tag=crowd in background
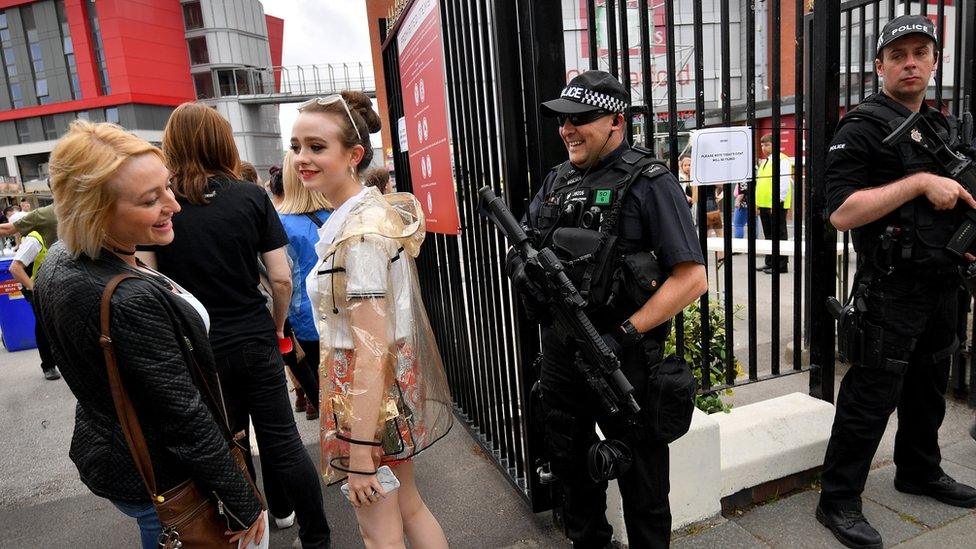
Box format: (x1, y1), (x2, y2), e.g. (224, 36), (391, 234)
(15, 90), (445, 549)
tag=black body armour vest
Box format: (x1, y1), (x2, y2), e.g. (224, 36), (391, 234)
(840, 96), (964, 273)
(535, 146), (668, 321)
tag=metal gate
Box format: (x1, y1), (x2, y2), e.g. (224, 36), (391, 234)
(380, 0), (976, 511)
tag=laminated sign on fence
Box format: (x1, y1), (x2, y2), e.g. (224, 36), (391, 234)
(691, 126), (754, 186)
(397, 0), (459, 235)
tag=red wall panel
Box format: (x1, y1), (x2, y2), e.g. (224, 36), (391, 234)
(0, 0), (193, 120)
(265, 14), (283, 92)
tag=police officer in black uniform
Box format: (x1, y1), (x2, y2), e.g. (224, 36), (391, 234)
(510, 71), (706, 548)
(818, 15), (976, 549)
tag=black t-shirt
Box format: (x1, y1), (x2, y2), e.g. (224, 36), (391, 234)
(145, 176), (289, 357)
(825, 92), (955, 255)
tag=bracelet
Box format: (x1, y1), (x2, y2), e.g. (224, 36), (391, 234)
(329, 457), (378, 476)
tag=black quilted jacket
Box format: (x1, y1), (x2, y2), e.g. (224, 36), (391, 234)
(34, 243), (262, 529)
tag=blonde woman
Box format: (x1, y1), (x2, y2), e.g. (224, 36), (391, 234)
(276, 150), (332, 414)
(34, 120), (264, 548)
(291, 91), (453, 548)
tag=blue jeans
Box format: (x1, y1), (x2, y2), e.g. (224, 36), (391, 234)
(732, 206), (756, 238)
(111, 500), (161, 549)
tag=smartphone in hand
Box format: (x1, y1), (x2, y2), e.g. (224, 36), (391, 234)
(340, 465), (401, 498)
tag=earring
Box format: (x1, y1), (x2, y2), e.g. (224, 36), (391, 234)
(349, 166), (357, 181)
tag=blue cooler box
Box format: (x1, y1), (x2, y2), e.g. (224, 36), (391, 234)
(0, 258), (37, 351)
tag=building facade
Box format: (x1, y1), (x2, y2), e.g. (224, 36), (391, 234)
(0, 0), (283, 186)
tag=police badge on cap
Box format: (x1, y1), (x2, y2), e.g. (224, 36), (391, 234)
(876, 14), (938, 58)
(540, 70), (630, 116)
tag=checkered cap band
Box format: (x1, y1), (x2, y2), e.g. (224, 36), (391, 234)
(560, 86), (628, 112)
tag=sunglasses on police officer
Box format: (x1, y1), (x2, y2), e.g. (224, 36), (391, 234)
(556, 110), (614, 127)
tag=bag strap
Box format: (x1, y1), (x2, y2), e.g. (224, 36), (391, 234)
(99, 273), (241, 501)
(304, 211), (324, 227)
(99, 273), (160, 499)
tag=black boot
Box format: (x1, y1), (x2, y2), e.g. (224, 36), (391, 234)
(815, 500), (882, 549)
(43, 367), (61, 381)
(894, 473), (976, 508)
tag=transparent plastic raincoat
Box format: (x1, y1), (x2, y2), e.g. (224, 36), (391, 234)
(309, 186), (453, 484)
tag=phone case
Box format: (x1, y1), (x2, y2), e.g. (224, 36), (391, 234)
(340, 465), (401, 497)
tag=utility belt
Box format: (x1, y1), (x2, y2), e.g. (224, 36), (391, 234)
(827, 276), (959, 374)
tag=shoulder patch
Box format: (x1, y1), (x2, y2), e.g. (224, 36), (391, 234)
(643, 164), (667, 178)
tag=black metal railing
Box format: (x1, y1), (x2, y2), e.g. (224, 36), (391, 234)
(379, 0), (976, 512)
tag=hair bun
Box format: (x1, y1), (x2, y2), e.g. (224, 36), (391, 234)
(341, 90), (382, 134)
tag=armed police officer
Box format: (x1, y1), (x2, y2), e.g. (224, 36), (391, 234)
(818, 15), (976, 549)
(508, 70), (706, 548)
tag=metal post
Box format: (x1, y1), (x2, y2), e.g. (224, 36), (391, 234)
(808, 1), (841, 402)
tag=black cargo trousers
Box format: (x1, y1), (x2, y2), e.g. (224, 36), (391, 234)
(539, 326), (671, 549)
(820, 271), (960, 505)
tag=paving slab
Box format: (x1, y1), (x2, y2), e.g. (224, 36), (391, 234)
(734, 489), (923, 548)
(672, 520), (765, 549)
(941, 439), (976, 472)
(863, 461), (976, 529)
(892, 512), (976, 548)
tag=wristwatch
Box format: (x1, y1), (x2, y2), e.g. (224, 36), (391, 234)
(619, 319), (642, 346)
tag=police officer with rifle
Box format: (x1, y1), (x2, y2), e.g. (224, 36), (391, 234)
(499, 70), (706, 549)
(820, 15), (976, 549)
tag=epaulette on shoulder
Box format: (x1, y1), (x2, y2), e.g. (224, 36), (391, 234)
(640, 160), (670, 181)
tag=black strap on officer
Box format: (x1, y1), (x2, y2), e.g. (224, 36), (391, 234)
(578, 148), (666, 296)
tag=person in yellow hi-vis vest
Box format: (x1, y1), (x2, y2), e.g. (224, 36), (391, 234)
(756, 133), (793, 274)
(9, 230), (60, 380)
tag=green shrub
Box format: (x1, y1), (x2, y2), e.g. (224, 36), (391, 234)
(665, 300), (742, 414)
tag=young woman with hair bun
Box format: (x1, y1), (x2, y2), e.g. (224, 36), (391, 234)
(291, 91), (453, 548)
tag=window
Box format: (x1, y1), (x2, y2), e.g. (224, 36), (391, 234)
(29, 43), (43, 72)
(217, 69), (235, 96)
(183, 2), (204, 30)
(105, 107), (118, 124)
(0, 12), (9, 43)
(15, 119), (30, 144)
(3, 47), (15, 77)
(10, 82), (22, 108)
(56, 0), (79, 98)
(86, 0), (109, 94)
(41, 116), (58, 140)
(192, 72), (214, 99)
(35, 78), (48, 105)
(76, 111), (89, 120)
(187, 36), (209, 65)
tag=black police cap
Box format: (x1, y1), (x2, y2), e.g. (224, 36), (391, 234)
(876, 15), (938, 58)
(540, 70), (630, 117)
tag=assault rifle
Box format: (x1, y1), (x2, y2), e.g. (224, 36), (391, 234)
(478, 186), (640, 416)
(883, 108), (976, 257)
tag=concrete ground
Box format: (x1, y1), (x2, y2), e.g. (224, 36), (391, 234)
(4, 241), (976, 549)
(0, 345), (564, 548)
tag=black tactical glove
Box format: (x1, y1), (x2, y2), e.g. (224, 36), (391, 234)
(601, 331), (624, 358)
(505, 248), (550, 323)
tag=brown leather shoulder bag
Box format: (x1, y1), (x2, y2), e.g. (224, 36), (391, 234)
(99, 273), (264, 548)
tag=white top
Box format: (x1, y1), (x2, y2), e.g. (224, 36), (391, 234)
(9, 211), (27, 223)
(12, 235), (41, 265)
(306, 187), (413, 348)
(140, 264), (211, 333)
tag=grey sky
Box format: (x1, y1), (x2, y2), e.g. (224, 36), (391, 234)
(262, 1), (375, 151)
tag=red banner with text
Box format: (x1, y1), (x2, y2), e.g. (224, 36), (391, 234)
(397, 0), (459, 235)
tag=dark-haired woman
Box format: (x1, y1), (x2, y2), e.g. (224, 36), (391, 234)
(139, 102), (330, 548)
(292, 91), (453, 548)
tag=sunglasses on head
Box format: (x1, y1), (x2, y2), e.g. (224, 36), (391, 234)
(298, 95), (361, 136)
(556, 110), (613, 127)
